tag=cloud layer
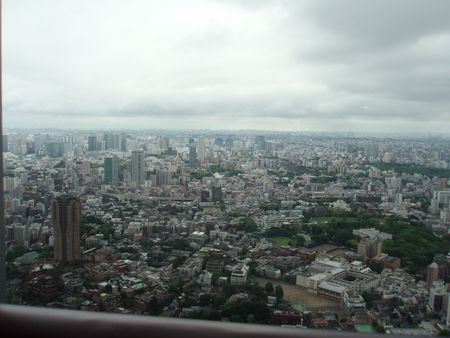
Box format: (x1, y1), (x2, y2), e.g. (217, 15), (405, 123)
(4, 0), (450, 132)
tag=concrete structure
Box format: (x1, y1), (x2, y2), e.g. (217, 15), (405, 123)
(373, 253), (401, 270)
(352, 228), (392, 241)
(131, 150), (145, 186)
(211, 185), (222, 202)
(357, 238), (382, 259)
(317, 281), (346, 301)
(52, 195), (81, 263)
(230, 265), (249, 286)
(197, 136), (205, 163)
(188, 140), (197, 167)
(328, 270), (380, 294)
(296, 259), (345, 292)
(428, 280), (448, 314)
(343, 290), (366, 310)
(88, 136), (97, 151)
(104, 156), (119, 186)
(427, 262), (439, 289)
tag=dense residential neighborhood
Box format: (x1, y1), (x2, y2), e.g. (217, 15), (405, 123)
(3, 130), (450, 335)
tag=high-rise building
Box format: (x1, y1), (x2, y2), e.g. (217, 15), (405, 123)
(200, 190), (210, 202)
(215, 137), (223, 147)
(104, 156), (120, 186)
(212, 185), (222, 202)
(160, 137), (170, 150)
(433, 254), (449, 281)
(383, 152), (394, 163)
(151, 170), (171, 187)
(2, 134), (8, 152)
(52, 195), (81, 263)
(255, 135), (266, 151)
(120, 135), (127, 152)
(427, 262), (439, 289)
(447, 293), (450, 326)
(44, 141), (64, 157)
(12, 225), (29, 246)
(428, 280), (448, 313)
(189, 145), (198, 167)
(104, 133), (114, 150)
(131, 150), (145, 186)
(26, 142), (35, 155)
(113, 133), (121, 150)
(255, 135), (265, 144)
(366, 144), (379, 159)
(197, 136), (206, 163)
(88, 136), (98, 151)
(225, 138), (234, 151)
(63, 135), (73, 146)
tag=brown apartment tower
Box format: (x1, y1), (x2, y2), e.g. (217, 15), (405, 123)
(52, 195), (81, 263)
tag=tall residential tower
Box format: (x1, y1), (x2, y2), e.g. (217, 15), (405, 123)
(131, 150), (145, 186)
(104, 156), (120, 186)
(52, 195), (81, 263)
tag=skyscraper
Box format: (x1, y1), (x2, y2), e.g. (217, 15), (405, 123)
(2, 134), (8, 152)
(63, 134), (73, 146)
(189, 144), (198, 167)
(215, 137), (223, 147)
(212, 185), (222, 202)
(120, 135), (127, 152)
(160, 136), (170, 150)
(433, 254), (449, 281)
(88, 136), (97, 151)
(104, 133), (114, 150)
(104, 156), (120, 186)
(255, 135), (266, 150)
(427, 262), (439, 289)
(255, 135), (265, 144)
(197, 136), (206, 163)
(52, 195), (81, 263)
(113, 133), (121, 150)
(44, 141), (64, 157)
(131, 150), (145, 186)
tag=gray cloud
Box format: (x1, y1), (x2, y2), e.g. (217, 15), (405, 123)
(4, 0), (450, 132)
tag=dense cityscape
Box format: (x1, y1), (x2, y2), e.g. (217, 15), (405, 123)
(3, 129), (450, 335)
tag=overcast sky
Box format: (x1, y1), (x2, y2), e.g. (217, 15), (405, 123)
(4, 0), (450, 133)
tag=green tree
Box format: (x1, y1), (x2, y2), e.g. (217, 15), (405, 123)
(275, 285), (284, 302)
(6, 244), (28, 262)
(369, 262), (384, 274)
(247, 261), (257, 275)
(246, 314), (257, 323)
(265, 282), (274, 294)
(346, 239), (358, 250)
(439, 329), (450, 337)
(198, 294), (213, 306)
(83, 276), (93, 289)
(172, 256), (186, 268)
(120, 290), (130, 307)
(237, 216), (257, 233)
(147, 296), (162, 316)
(294, 234), (306, 247)
(230, 314), (243, 322)
(221, 300), (270, 324)
(211, 272), (220, 286)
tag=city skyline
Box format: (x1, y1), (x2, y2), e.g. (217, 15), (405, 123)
(4, 129), (450, 333)
(4, 0), (450, 133)
(3, 1), (450, 334)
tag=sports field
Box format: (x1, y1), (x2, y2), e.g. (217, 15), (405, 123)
(255, 277), (341, 311)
